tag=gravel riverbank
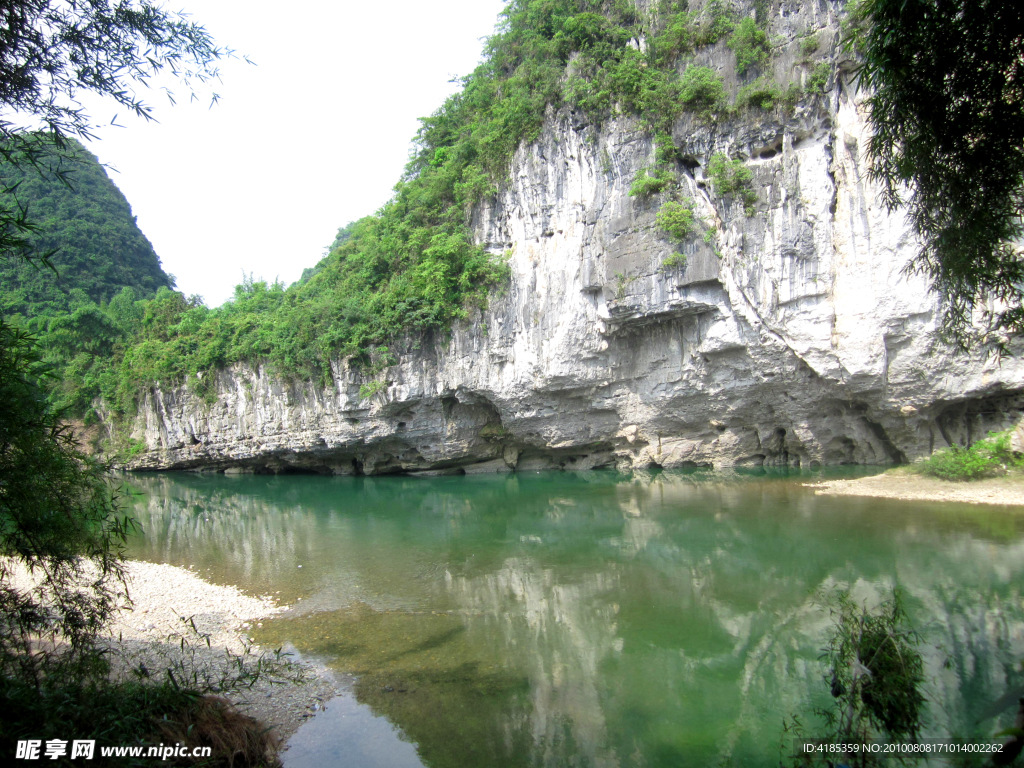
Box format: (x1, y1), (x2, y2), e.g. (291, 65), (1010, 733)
(8, 559), (336, 742)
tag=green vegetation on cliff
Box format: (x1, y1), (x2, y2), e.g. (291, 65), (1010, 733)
(6, 0), (835, 423)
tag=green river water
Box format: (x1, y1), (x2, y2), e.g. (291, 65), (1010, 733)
(123, 470), (1024, 768)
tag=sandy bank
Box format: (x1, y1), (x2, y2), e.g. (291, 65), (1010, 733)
(7, 559), (336, 742)
(809, 469), (1024, 506)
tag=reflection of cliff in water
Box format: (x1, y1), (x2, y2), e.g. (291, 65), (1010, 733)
(125, 473), (325, 599)
(126, 472), (1024, 768)
(438, 482), (1024, 766)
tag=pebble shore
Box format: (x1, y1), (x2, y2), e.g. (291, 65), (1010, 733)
(111, 561), (337, 741)
(8, 559), (336, 742)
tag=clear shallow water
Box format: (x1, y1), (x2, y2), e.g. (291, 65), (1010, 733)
(123, 470), (1024, 767)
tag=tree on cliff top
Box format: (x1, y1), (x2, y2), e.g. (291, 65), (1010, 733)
(851, 0), (1024, 346)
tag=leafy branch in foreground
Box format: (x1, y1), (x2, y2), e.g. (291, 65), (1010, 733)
(850, 0), (1024, 345)
(1, 0), (237, 268)
(0, 319), (291, 761)
(783, 588), (925, 768)
(0, 319), (130, 685)
(0, 5), (288, 764)
(0, 0), (234, 142)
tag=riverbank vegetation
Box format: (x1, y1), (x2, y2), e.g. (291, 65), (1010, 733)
(0, 676), (281, 767)
(914, 428), (1024, 482)
(0, 261), (283, 752)
(0, 0), (294, 763)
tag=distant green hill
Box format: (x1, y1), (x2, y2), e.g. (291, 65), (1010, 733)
(0, 138), (173, 318)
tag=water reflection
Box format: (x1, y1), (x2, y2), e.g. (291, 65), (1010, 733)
(282, 692), (426, 768)
(124, 471), (1024, 767)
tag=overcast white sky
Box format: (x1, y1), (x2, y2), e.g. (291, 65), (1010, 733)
(80, 0), (507, 307)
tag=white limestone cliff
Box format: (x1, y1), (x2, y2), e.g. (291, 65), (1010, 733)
(121, 2), (1024, 474)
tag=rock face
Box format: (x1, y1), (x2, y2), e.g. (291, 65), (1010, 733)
(123, 1), (1024, 474)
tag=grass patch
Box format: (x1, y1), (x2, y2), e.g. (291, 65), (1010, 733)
(656, 199), (696, 241)
(629, 165), (675, 199)
(155, 695), (282, 767)
(915, 428), (1024, 481)
(707, 153), (758, 216)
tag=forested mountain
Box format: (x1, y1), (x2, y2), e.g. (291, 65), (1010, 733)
(0, 137), (176, 418)
(0, 138), (173, 318)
